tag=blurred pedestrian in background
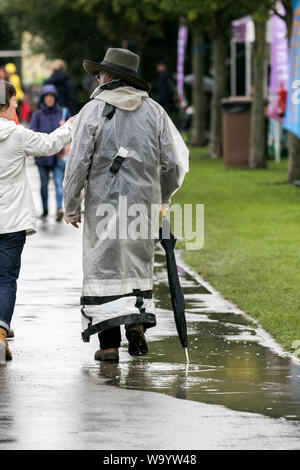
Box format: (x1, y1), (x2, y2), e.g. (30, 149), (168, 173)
(44, 59), (78, 115)
(4, 63), (28, 124)
(5, 63), (24, 103)
(277, 82), (287, 118)
(154, 63), (177, 115)
(19, 94), (31, 125)
(0, 66), (7, 81)
(0, 80), (75, 361)
(30, 84), (71, 221)
(82, 72), (98, 97)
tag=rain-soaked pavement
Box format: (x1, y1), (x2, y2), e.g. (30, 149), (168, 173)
(0, 162), (300, 449)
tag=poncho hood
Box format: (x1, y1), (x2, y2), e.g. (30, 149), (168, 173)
(93, 86), (148, 111)
(0, 118), (17, 142)
(40, 84), (58, 98)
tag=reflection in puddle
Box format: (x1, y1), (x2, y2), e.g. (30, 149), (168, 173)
(92, 250), (300, 422)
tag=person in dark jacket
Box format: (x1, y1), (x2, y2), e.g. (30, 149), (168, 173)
(44, 59), (77, 115)
(154, 63), (177, 114)
(30, 84), (72, 221)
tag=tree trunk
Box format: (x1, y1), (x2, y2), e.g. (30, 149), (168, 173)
(288, 132), (300, 182)
(190, 24), (206, 146)
(249, 18), (267, 169)
(282, 0), (293, 38)
(284, 2), (300, 182)
(210, 32), (227, 158)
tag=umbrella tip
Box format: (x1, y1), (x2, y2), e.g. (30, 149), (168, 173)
(184, 347), (190, 364)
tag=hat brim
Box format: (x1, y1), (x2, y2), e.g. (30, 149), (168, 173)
(83, 60), (150, 92)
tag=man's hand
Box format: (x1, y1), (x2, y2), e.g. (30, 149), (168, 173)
(71, 215), (81, 228)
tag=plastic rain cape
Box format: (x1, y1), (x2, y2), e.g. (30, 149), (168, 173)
(63, 84), (189, 339)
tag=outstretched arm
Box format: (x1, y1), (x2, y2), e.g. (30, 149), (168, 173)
(63, 103), (100, 227)
(23, 121), (73, 157)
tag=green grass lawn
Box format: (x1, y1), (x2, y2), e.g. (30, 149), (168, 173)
(173, 147), (300, 353)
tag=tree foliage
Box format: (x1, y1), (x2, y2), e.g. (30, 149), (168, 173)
(0, 0), (288, 171)
(0, 0), (179, 87)
(0, 0), (105, 79)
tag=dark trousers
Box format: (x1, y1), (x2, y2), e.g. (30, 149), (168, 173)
(0, 231), (26, 331)
(98, 327), (121, 349)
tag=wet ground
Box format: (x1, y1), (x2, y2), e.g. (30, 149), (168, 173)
(0, 162), (299, 449)
(103, 251), (300, 422)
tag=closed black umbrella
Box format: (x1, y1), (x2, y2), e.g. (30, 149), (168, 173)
(159, 215), (189, 363)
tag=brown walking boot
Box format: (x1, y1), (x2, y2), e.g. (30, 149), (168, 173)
(125, 324), (148, 356)
(0, 328), (12, 361)
(7, 328), (14, 339)
(94, 348), (119, 362)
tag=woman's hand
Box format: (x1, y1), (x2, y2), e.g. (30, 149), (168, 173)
(65, 115), (77, 126)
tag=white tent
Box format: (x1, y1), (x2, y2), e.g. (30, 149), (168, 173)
(231, 15), (271, 97)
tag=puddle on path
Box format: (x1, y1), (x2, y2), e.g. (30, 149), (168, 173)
(90, 250), (300, 422)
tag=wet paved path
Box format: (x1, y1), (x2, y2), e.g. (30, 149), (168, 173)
(0, 162), (300, 449)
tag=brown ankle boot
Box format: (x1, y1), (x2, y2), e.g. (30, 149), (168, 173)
(0, 328), (12, 361)
(125, 324), (148, 357)
(94, 348), (119, 362)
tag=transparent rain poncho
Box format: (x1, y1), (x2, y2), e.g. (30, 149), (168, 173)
(63, 84), (189, 339)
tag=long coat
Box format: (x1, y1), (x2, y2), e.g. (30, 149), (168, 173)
(0, 118), (72, 235)
(63, 83), (189, 339)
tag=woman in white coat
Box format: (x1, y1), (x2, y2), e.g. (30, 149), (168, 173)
(0, 80), (75, 360)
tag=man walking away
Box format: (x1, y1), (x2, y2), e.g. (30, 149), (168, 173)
(63, 48), (189, 362)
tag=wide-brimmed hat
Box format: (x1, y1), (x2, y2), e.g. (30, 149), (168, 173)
(83, 48), (149, 92)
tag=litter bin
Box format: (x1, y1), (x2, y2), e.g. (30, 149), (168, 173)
(221, 97), (252, 167)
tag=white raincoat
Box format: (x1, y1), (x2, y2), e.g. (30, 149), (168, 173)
(63, 83), (189, 340)
(0, 118), (72, 235)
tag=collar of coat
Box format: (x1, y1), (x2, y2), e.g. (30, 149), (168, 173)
(91, 80), (149, 112)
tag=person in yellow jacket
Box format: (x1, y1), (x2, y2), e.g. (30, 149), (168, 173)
(5, 63), (24, 102)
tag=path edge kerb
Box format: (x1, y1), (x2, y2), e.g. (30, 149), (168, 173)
(176, 250), (300, 366)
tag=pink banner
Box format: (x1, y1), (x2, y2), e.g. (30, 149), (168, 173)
(268, 3), (289, 121)
(177, 25), (188, 109)
(231, 16), (251, 43)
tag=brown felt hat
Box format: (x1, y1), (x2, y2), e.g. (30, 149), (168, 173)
(83, 48), (149, 92)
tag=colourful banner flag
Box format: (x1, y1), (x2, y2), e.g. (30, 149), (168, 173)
(268, 3), (289, 121)
(284, 0), (300, 137)
(177, 24), (188, 109)
(231, 16), (252, 43)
